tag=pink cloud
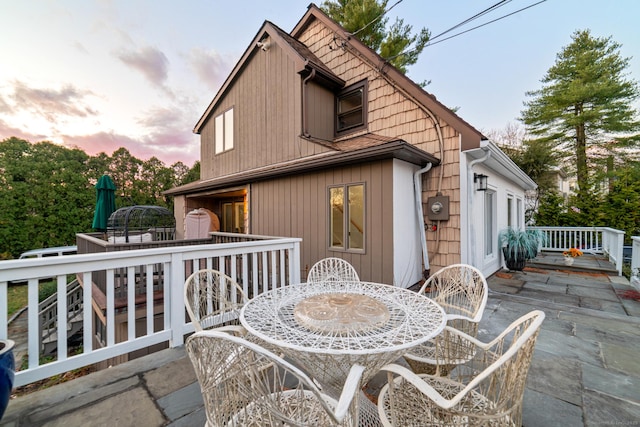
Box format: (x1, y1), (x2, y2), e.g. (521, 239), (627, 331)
(9, 80), (98, 123)
(0, 125), (199, 167)
(117, 46), (169, 87)
(137, 106), (182, 129)
(188, 48), (235, 92)
(65, 131), (200, 166)
(0, 118), (48, 142)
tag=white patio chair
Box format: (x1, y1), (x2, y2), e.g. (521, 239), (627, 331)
(307, 257), (360, 283)
(378, 310), (545, 427)
(404, 264), (488, 375)
(186, 330), (365, 427)
(183, 269), (247, 331)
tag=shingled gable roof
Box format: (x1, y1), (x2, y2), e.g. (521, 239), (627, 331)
(291, 3), (487, 151)
(193, 20), (344, 134)
(164, 137), (439, 196)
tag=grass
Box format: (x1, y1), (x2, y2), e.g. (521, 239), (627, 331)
(7, 285), (28, 317)
(8, 280), (90, 397)
(7, 280), (58, 318)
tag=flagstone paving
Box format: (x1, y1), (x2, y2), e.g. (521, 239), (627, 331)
(3, 254), (640, 426)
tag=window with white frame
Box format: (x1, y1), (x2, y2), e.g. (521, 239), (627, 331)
(507, 195), (514, 228)
(484, 190), (496, 257)
(214, 108), (234, 154)
(329, 183), (365, 251)
(516, 198), (523, 229)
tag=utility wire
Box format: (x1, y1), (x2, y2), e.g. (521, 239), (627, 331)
(351, 0), (404, 37)
(427, 0), (547, 47)
(384, 0), (547, 61)
(429, 0), (513, 42)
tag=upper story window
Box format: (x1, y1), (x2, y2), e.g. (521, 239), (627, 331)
(215, 108), (234, 154)
(336, 80), (367, 135)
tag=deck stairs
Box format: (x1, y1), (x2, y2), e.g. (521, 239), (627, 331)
(39, 279), (84, 355)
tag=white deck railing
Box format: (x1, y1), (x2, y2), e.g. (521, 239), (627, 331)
(0, 235), (301, 387)
(528, 226), (625, 275)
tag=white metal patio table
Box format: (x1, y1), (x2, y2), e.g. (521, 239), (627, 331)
(240, 281), (446, 425)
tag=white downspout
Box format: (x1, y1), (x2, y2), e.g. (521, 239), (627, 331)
(467, 151), (491, 267)
(414, 163), (433, 277)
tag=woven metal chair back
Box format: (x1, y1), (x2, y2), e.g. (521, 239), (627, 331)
(405, 264), (488, 375)
(186, 330), (363, 427)
(184, 269), (247, 331)
(421, 264), (488, 321)
(379, 310), (545, 427)
(307, 257), (360, 283)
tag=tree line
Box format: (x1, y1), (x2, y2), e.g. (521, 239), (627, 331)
(0, 137), (199, 259)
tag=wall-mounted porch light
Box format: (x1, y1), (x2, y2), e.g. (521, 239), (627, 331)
(474, 173), (488, 191)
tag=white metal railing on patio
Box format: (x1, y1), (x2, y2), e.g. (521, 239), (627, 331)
(0, 235), (301, 387)
(528, 226), (625, 275)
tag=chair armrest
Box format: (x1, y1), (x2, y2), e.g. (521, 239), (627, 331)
(441, 325), (485, 348)
(333, 364), (366, 421)
(379, 363), (465, 409)
(212, 325), (248, 336)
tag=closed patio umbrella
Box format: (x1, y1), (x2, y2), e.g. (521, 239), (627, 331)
(92, 173), (116, 232)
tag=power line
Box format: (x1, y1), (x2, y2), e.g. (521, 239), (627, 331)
(427, 0), (547, 47)
(384, 0), (547, 62)
(429, 0), (513, 42)
(351, 0), (404, 37)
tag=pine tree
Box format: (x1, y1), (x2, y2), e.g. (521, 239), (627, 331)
(521, 29), (640, 200)
(322, 0), (430, 74)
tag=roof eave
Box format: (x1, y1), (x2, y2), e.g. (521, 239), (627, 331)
(194, 20), (342, 133)
(465, 141), (537, 190)
(164, 140), (439, 196)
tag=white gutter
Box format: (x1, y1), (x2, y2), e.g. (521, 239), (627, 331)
(414, 163), (433, 276)
(467, 150), (491, 267)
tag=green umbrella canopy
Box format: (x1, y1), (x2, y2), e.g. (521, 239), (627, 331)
(92, 174), (117, 232)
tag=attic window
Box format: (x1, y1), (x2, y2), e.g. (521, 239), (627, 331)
(215, 108), (234, 154)
(336, 80), (367, 134)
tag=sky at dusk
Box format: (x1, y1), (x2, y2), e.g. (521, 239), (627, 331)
(1, 0), (639, 166)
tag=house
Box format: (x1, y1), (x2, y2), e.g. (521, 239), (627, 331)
(165, 3), (536, 284)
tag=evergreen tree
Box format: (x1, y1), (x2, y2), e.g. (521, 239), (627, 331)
(0, 137), (201, 258)
(322, 0), (430, 74)
(521, 30), (640, 201)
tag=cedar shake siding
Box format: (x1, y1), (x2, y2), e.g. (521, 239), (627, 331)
(295, 11), (466, 270)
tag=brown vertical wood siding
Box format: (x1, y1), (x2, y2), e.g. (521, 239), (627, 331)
(250, 159), (394, 284)
(306, 80), (335, 140)
(298, 20), (462, 271)
(198, 41), (333, 181)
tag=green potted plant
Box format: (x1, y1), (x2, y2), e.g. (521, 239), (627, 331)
(499, 228), (544, 271)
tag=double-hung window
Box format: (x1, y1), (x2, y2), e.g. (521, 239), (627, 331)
(329, 184), (365, 251)
(214, 108), (234, 154)
(336, 80), (367, 134)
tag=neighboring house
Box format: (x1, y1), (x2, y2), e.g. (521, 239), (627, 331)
(549, 166), (575, 202)
(165, 4), (536, 285)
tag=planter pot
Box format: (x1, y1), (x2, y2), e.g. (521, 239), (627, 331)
(503, 247), (527, 271)
(0, 340), (15, 421)
(564, 257), (575, 266)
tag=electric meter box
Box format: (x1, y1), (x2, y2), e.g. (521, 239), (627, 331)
(426, 195), (450, 221)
